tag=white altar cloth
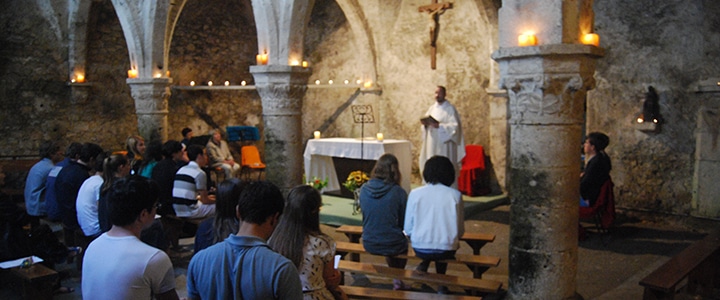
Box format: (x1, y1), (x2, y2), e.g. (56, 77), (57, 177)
(303, 138), (412, 193)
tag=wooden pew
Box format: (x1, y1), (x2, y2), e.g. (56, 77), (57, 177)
(341, 285), (482, 299)
(639, 230), (720, 300)
(335, 225), (495, 255)
(336, 241), (500, 279)
(2, 263), (59, 300)
(338, 260), (502, 295)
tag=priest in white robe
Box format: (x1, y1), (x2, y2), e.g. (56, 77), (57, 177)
(419, 86), (465, 185)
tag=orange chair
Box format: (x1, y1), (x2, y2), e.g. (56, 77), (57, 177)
(579, 178), (615, 235)
(240, 145), (266, 180)
(458, 145), (490, 196)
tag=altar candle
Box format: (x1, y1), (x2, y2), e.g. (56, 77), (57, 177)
(127, 69), (138, 78)
(376, 133), (384, 142)
(518, 33), (537, 46)
(313, 131), (321, 139)
(581, 33), (600, 47)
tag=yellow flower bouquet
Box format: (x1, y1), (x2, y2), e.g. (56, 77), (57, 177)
(343, 170), (370, 193)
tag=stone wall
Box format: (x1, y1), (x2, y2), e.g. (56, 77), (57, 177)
(589, 0), (720, 215)
(1, 0), (719, 216)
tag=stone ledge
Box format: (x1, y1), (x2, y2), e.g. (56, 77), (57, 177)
(492, 44), (605, 60)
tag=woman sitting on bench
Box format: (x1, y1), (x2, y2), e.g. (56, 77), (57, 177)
(269, 185), (347, 299)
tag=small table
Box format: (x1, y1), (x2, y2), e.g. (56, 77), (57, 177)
(304, 138), (412, 193)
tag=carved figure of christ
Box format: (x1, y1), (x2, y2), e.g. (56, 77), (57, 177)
(418, 0), (453, 70)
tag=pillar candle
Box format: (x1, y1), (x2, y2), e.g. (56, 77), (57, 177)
(302, 61), (308, 68)
(518, 34), (537, 46)
(376, 133), (384, 142)
(127, 69), (138, 78)
(313, 131), (321, 139)
(581, 33), (600, 47)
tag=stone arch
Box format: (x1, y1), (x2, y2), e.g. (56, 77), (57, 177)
(251, 0), (315, 65)
(68, 0), (93, 81)
(333, 0), (378, 82)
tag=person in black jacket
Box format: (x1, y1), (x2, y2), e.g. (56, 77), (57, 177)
(581, 132), (612, 207)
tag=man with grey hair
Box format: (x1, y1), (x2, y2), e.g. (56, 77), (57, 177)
(205, 129), (240, 178)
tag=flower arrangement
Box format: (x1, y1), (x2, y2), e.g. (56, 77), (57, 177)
(343, 170), (370, 193)
(306, 177), (328, 190)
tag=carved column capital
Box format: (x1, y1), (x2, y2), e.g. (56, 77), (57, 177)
(502, 74), (589, 125)
(127, 78), (172, 141)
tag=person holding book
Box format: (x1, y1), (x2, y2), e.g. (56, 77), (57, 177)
(419, 86), (465, 184)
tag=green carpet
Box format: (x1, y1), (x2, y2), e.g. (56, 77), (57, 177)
(319, 190), (509, 227)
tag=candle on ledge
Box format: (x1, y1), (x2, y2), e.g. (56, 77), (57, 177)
(127, 69), (138, 78)
(315, 80), (320, 85)
(313, 131), (321, 139)
(376, 133), (384, 142)
(76, 74), (85, 83)
(208, 81), (213, 86)
(328, 80), (334, 85)
(581, 33), (600, 47)
(153, 72), (162, 78)
(256, 52), (269, 65)
(241, 80), (247, 86)
(518, 33), (537, 46)
(356, 79), (362, 85)
(290, 60), (300, 66)
(344, 80), (349, 84)
(224, 81), (230, 86)
(190, 81), (196, 86)
(302, 61), (308, 68)
(363, 81), (373, 88)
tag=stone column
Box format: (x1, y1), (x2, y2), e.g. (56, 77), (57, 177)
(250, 65), (311, 193)
(691, 78), (720, 218)
(127, 78), (171, 142)
(493, 45), (603, 299)
(486, 88), (509, 194)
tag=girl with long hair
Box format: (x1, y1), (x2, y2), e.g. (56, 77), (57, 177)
(269, 185), (346, 300)
(194, 178), (246, 253)
(98, 154), (131, 233)
(125, 135), (145, 174)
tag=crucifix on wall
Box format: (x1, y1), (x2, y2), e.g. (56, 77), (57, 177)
(418, 0), (453, 70)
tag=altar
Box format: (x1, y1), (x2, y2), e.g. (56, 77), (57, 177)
(303, 138), (412, 193)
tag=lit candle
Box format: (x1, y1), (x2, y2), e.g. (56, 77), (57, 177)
(290, 60), (300, 66)
(190, 81), (196, 86)
(166, 71), (171, 77)
(127, 69), (138, 78)
(363, 81), (372, 88)
(315, 80), (320, 85)
(76, 74), (85, 83)
(356, 79), (362, 85)
(328, 80), (334, 85)
(256, 52), (269, 65)
(208, 81), (213, 86)
(70, 79), (76, 83)
(581, 33), (600, 47)
(636, 116), (644, 123)
(376, 133), (384, 142)
(302, 61), (308, 68)
(224, 81), (230, 86)
(313, 131), (321, 139)
(153, 72), (161, 78)
(241, 80), (247, 86)
(518, 33), (537, 46)
(344, 80), (349, 84)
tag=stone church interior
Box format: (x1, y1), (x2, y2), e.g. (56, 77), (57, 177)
(1, 0), (719, 299)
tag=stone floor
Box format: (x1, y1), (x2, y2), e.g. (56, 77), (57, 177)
(2, 204), (717, 299)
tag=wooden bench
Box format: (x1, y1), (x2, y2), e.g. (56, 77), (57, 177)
(336, 241), (500, 279)
(335, 225), (495, 255)
(1, 263), (59, 300)
(338, 260), (502, 295)
(639, 230), (720, 299)
(341, 285), (482, 299)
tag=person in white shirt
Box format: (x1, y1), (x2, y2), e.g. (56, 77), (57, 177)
(82, 176), (179, 300)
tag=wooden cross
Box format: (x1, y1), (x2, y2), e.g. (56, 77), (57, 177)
(418, 0), (453, 70)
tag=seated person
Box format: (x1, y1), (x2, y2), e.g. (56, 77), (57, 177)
(580, 132), (612, 207)
(151, 140), (187, 216)
(82, 176), (179, 300)
(206, 129), (240, 179)
(24, 140), (64, 226)
(172, 145), (216, 219)
(404, 156), (464, 294)
(181, 127), (193, 147)
(194, 178), (246, 253)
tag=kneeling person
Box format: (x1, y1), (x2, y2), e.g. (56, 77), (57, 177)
(82, 176), (179, 300)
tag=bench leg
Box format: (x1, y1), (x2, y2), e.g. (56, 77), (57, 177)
(344, 234), (361, 262)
